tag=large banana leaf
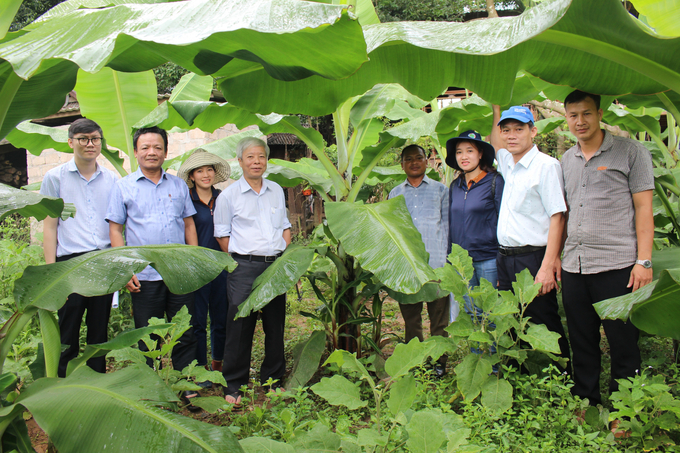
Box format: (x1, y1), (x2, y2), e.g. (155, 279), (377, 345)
(0, 182), (70, 222)
(0, 59), (77, 140)
(0, 0), (364, 80)
(634, 0), (680, 36)
(0, 0), (366, 139)
(168, 72), (213, 103)
(13, 245), (237, 311)
(0, 365), (243, 453)
(218, 0), (680, 116)
(594, 268), (680, 341)
(0, 0), (22, 40)
(75, 68), (158, 165)
(5, 120), (72, 155)
(266, 158), (335, 197)
(236, 245), (315, 318)
(434, 95), (493, 145)
(325, 198), (436, 294)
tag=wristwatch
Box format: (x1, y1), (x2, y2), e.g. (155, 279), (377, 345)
(635, 259), (652, 269)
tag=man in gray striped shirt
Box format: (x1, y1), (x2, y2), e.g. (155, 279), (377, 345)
(561, 90), (654, 406)
(388, 144), (449, 377)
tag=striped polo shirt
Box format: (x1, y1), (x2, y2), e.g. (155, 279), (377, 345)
(561, 130), (654, 274)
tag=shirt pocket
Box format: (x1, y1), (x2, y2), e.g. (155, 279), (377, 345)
(512, 181), (540, 216)
(164, 196), (184, 219)
(271, 206), (285, 229)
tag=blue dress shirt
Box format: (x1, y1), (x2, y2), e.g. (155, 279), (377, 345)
(40, 159), (117, 257)
(106, 168), (196, 281)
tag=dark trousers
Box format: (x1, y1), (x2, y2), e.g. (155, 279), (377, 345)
(223, 258), (286, 394)
(497, 248), (571, 369)
(56, 252), (112, 378)
(562, 266), (640, 405)
(193, 270), (228, 366)
(399, 296), (449, 366)
(131, 280), (196, 371)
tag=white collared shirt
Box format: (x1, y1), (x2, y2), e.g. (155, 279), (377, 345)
(40, 159), (118, 257)
(213, 177), (291, 255)
(496, 146), (566, 247)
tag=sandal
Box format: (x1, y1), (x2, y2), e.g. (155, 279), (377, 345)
(224, 391), (242, 407)
(181, 390), (201, 412)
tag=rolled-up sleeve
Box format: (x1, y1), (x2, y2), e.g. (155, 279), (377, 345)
(213, 191), (232, 238)
(540, 161), (567, 217)
(179, 185), (197, 218)
(106, 182), (127, 224)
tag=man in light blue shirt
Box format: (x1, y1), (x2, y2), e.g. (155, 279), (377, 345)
(41, 118), (117, 377)
(107, 127), (199, 401)
(214, 137), (291, 405)
(388, 144), (449, 377)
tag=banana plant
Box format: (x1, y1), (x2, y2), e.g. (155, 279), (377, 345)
(0, 0), (366, 139)
(0, 185), (241, 452)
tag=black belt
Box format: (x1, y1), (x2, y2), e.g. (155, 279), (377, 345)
(231, 252), (282, 263)
(498, 245), (545, 256)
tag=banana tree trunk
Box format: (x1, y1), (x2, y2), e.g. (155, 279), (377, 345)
(337, 250), (359, 352)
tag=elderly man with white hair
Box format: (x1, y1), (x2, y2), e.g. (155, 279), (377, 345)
(213, 136), (291, 405)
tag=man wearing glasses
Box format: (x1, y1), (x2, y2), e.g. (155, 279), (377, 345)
(388, 144), (450, 377)
(40, 118), (118, 377)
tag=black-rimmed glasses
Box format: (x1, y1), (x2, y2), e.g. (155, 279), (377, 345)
(75, 137), (102, 146)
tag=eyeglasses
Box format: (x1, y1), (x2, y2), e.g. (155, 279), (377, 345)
(74, 137), (102, 146)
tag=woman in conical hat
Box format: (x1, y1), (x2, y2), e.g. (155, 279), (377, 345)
(178, 148), (231, 381)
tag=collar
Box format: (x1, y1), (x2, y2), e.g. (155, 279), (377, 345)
(133, 167), (167, 182)
(190, 186), (221, 202)
(405, 174), (431, 188)
(467, 170), (487, 188)
(238, 176), (269, 194)
(574, 129), (611, 159)
(515, 145), (540, 169)
(67, 158), (101, 177)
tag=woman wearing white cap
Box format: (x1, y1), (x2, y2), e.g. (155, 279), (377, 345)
(178, 149), (231, 381)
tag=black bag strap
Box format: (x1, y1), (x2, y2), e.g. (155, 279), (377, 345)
(491, 172), (499, 214)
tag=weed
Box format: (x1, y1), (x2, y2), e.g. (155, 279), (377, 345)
(609, 367), (680, 451)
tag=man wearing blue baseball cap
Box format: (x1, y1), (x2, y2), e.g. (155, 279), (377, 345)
(489, 105), (571, 371)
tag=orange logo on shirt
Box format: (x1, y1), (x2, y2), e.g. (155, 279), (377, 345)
(597, 166), (607, 171)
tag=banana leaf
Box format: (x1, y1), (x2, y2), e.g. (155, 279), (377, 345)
(0, 0), (366, 139)
(236, 245), (315, 318)
(13, 245), (237, 311)
(0, 365), (243, 453)
(75, 68), (158, 165)
(594, 268), (680, 341)
(219, 0), (680, 116)
(0, 182), (70, 222)
(325, 198), (436, 294)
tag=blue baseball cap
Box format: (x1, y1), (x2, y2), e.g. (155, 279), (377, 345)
(497, 106), (534, 125)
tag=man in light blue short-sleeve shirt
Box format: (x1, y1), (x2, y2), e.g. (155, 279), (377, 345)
(107, 127), (199, 404)
(40, 118), (117, 377)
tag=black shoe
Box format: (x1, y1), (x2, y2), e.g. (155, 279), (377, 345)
(433, 364), (446, 379)
(181, 390), (201, 412)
